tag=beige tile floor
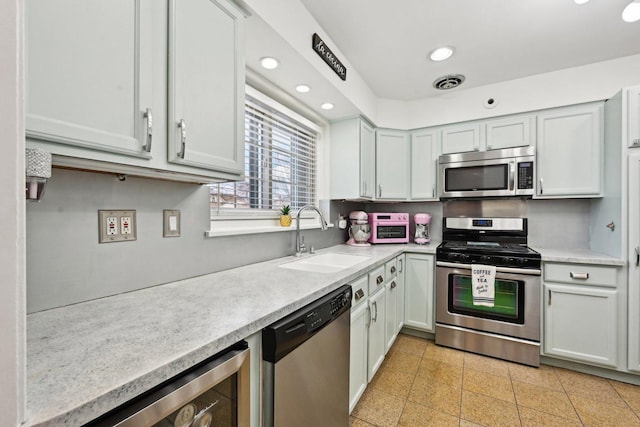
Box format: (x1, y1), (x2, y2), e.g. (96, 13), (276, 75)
(350, 333), (640, 427)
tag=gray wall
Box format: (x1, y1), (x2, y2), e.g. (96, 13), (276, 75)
(26, 169), (347, 313)
(27, 168), (594, 313)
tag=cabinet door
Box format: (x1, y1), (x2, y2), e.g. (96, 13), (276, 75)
(360, 121), (376, 198)
(628, 153), (640, 372)
(485, 115), (535, 150)
(26, 0), (153, 158)
(544, 283), (618, 367)
(384, 279), (398, 354)
(396, 255), (406, 334)
(410, 129), (438, 200)
(404, 253), (435, 332)
(367, 288), (386, 381)
(628, 87), (640, 148)
(376, 130), (409, 200)
(441, 123), (481, 154)
(168, 0), (244, 175)
(349, 302), (368, 413)
(536, 103), (603, 198)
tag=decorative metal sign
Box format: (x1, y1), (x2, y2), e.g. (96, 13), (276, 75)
(312, 33), (347, 81)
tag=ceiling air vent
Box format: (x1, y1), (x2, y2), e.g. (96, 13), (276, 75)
(433, 74), (465, 90)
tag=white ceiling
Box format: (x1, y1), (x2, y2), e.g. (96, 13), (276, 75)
(245, 0), (640, 121)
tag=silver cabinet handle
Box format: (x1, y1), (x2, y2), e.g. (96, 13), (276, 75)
(390, 281), (397, 289)
(548, 289), (551, 306)
(372, 301), (378, 322)
(143, 108), (153, 152)
(177, 119), (187, 159)
(366, 306), (371, 327)
(378, 184), (382, 197)
(636, 247), (640, 267)
(632, 138), (640, 146)
(539, 178), (544, 195)
(509, 161), (515, 191)
(432, 186), (435, 198)
(391, 266), (396, 274)
(354, 289), (364, 301)
(376, 275), (384, 285)
(570, 272), (589, 280)
(399, 258), (403, 273)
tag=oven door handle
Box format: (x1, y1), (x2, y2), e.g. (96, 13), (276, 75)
(436, 261), (541, 276)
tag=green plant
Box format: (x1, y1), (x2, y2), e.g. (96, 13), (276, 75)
(280, 205), (290, 215)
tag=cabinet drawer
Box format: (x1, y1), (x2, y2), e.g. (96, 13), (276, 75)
(368, 266), (386, 293)
(351, 275), (369, 309)
(544, 263), (617, 288)
(386, 258), (398, 279)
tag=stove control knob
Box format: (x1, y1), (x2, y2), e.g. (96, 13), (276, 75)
(480, 255), (491, 263)
(504, 257), (515, 265)
(459, 254), (470, 262)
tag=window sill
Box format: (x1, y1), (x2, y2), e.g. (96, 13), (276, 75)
(205, 217), (334, 238)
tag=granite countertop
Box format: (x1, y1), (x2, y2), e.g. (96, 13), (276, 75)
(26, 243), (439, 426)
(533, 246), (626, 266)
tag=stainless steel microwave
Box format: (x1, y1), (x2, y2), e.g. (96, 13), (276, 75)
(438, 146), (535, 199)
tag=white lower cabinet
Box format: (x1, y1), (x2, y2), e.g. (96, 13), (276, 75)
(367, 284), (386, 381)
(404, 253), (435, 332)
(384, 256), (405, 353)
(543, 263), (619, 368)
(629, 152), (640, 372)
(349, 275), (369, 413)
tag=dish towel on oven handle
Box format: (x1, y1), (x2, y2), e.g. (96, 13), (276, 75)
(472, 264), (496, 307)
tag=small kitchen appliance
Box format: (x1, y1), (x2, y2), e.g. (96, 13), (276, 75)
(414, 213), (431, 244)
(368, 213), (409, 244)
(346, 211), (371, 246)
(435, 217), (541, 366)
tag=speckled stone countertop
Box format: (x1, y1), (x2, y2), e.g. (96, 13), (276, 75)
(533, 247), (625, 266)
(26, 243), (439, 426)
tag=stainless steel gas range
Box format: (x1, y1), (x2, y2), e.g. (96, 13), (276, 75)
(435, 217), (542, 367)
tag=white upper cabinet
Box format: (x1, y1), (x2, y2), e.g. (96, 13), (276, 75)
(628, 86), (640, 148)
(26, 0), (246, 183)
(330, 118), (375, 200)
(535, 102), (604, 198)
(485, 115), (535, 150)
(26, 0), (153, 158)
(376, 129), (409, 200)
(168, 0), (244, 175)
(440, 123), (481, 154)
(410, 129), (438, 200)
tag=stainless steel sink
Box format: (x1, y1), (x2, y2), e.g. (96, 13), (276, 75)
(279, 253), (371, 273)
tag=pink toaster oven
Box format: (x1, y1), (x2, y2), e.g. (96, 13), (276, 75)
(368, 213), (410, 244)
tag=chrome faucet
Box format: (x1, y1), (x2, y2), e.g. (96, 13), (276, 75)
(295, 205), (329, 256)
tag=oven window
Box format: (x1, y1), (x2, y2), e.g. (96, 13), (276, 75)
(376, 225), (406, 239)
(153, 374), (238, 427)
(448, 274), (525, 324)
(445, 164), (508, 192)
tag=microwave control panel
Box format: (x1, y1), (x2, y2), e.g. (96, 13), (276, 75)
(517, 161), (534, 189)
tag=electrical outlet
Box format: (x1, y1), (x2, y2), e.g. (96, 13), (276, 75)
(106, 217), (118, 235)
(98, 210), (137, 243)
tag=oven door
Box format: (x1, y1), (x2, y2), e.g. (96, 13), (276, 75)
(436, 262), (540, 341)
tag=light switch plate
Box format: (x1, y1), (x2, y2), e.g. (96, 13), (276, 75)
(163, 210), (181, 237)
(98, 210), (137, 243)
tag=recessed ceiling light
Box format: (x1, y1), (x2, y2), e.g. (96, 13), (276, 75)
(260, 57), (279, 70)
(429, 46), (455, 62)
(623, 0), (640, 22)
(574, 0), (590, 4)
(295, 84), (311, 93)
(320, 103), (334, 110)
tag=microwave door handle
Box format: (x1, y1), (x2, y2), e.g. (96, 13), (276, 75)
(509, 161), (515, 191)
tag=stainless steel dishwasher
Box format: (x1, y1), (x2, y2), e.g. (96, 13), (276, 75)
(262, 284), (351, 427)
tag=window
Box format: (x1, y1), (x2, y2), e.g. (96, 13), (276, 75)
(210, 91), (318, 216)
